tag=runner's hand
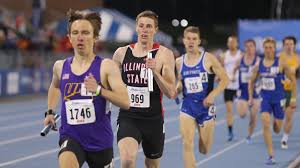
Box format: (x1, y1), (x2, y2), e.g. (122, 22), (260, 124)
(248, 97), (253, 106)
(203, 94), (215, 107)
(290, 101), (297, 110)
(145, 58), (156, 71)
(43, 115), (57, 131)
(84, 73), (98, 93)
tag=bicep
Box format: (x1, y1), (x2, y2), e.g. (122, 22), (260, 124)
(175, 58), (182, 79)
(210, 56), (227, 78)
(51, 62), (61, 88)
(162, 53), (176, 83)
(250, 66), (259, 82)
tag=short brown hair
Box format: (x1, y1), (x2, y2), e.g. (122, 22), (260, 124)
(263, 37), (276, 47)
(184, 26), (200, 39)
(244, 38), (256, 46)
(67, 9), (102, 38)
(136, 10), (158, 28)
(283, 36), (297, 45)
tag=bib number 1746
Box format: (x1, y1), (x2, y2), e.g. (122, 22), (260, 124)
(69, 108), (91, 120)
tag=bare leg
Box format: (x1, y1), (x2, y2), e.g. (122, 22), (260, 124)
(59, 151), (79, 168)
(145, 158), (161, 168)
(118, 137), (139, 168)
(237, 100), (248, 118)
(248, 99), (259, 137)
(198, 119), (215, 154)
(179, 113), (197, 168)
(261, 112), (273, 157)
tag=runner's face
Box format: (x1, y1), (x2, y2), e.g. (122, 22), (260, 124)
(283, 39), (295, 54)
(263, 42), (276, 58)
(68, 20), (96, 55)
(136, 17), (157, 44)
(244, 42), (256, 57)
(227, 37), (238, 50)
(183, 32), (200, 53)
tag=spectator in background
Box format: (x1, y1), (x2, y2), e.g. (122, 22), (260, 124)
(0, 23), (8, 49)
(32, 0), (46, 30)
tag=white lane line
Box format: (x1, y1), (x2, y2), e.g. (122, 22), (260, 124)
(0, 103), (226, 166)
(0, 120), (41, 132)
(0, 105), (46, 115)
(196, 109), (300, 167)
(196, 130), (263, 167)
(0, 132), (57, 146)
(0, 149), (59, 167)
(0, 112), (41, 122)
(0, 115), (181, 146)
(0, 101), (181, 131)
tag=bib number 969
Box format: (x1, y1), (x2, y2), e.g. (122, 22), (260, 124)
(131, 94), (144, 104)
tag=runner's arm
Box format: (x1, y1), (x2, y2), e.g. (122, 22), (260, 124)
(48, 61), (62, 112)
(101, 59), (130, 110)
(173, 57), (183, 98)
(248, 65), (259, 100)
(207, 53), (229, 98)
(152, 49), (176, 99)
(44, 60), (63, 126)
(283, 63), (297, 100)
(232, 57), (242, 79)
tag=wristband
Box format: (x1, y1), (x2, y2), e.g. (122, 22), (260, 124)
(95, 85), (102, 96)
(290, 98), (296, 103)
(45, 109), (55, 117)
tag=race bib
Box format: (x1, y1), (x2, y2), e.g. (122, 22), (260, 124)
(200, 72), (208, 82)
(241, 72), (250, 83)
(184, 77), (203, 93)
(65, 99), (96, 125)
(208, 105), (216, 116)
(262, 78), (275, 90)
(270, 67), (279, 75)
(127, 86), (150, 108)
(81, 83), (96, 96)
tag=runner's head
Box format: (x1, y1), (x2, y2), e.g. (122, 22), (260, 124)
(67, 9), (102, 55)
(227, 35), (238, 51)
(263, 37), (276, 59)
(283, 36), (297, 54)
(183, 26), (201, 53)
(136, 10), (158, 44)
(244, 39), (256, 57)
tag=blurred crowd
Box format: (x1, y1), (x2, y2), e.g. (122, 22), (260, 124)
(0, 7), (72, 53)
(0, 6), (107, 69)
